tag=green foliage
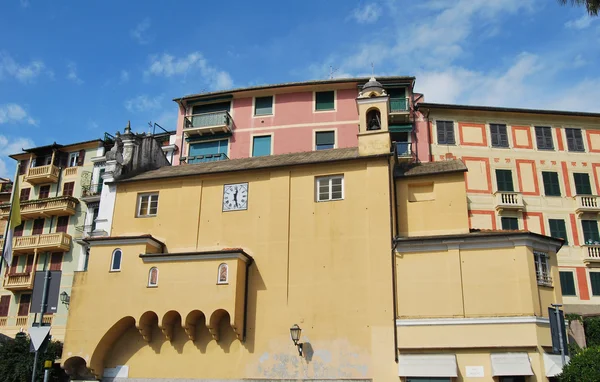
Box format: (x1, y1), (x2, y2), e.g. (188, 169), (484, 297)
(566, 313), (582, 323)
(558, 0), (600, 15)
(0, 333), (66, 382)
(568, 340), (582, 356)
(584, 316), (600, 347)
(560, 346), (600, 381)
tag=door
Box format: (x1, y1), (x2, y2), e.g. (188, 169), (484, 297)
(50, 253), (62, 271)
(25, 255), (34, 273)
(18, 294), (31, 316)
(56, 216), (69, 233)
(32, 219), (45, 235)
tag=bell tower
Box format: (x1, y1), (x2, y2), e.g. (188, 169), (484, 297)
(356, 77), (391, 156)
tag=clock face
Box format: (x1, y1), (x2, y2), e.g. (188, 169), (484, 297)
(222, 183), (249, 212)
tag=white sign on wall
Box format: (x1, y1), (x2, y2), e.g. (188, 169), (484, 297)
(103, 365), (129, 378)
(465, 366), (485, 377)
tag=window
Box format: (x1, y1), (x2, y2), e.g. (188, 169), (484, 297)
(49, 253), (62, 271)
(582, 220), (600, 244)
(591, 272), (600, 296)
(137, 193), (159, 217)
(188, 139), (228, 163)
(252, 135), (272, 157)
(534, 251), (552, 286)
(18, 294), (31, 316)
(110, 249), (122, 271)
(14, 223), (24, 237)
(25, 255), (34, 273)
(436, 121), (455, 145)
(501, 217), (519, 230)
(19, 188), (30, 202)
(394, 132), (411, 157)
(315, 131), (335, 150)
(535, 126), (554, 150)
(19, 160), (29, 175)
(574, 173), (593, 195)
(542, 172), (561, 196)
(566, 128), (585, 152)
(56, 216), (69, 233)
(559, 271), (576, 296)
(549, 219), (568, 245)
(254, 96), (273, 116)
(68, 152), (79, 167)
(0, 295), (10, 317)
(32, 219), (45, 235)
(62, 181), (75, 197)
(148, 267), (159, 287)
(316, 175), (344, 202)
(490, 124), (509, 148)
(217, 263), (228, 284)
(39, 185), (50, 199)
(315, 91), (335, 111)
(496, 169), (514, 192)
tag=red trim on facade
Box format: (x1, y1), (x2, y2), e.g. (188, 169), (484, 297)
(458, 122), (488, 147)
(570, 214), (580, 247)
(561, 161), (572, 197)
(592, 163), (600, 195)
(462, 157), (492, 194)
(522, 212), (545, 235)
(468, 210), (497, 230)
(515, 159), (540, 196)
(587, 130), (600, 153)
(576, 267), (590, 300)
(511, 125), (533, 149)
(556, 128), (565, 151)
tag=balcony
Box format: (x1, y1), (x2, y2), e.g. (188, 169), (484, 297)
(183, 111), (233, 137)
(394, 142), (412, 159)
(0, 232), (72, 254)
(187, 153), (229, 164)
(81, 183), (102, 203)
(0, 196), (78, 220)
(24, 164), (60, 184)
(3, 272), (34, 291)
(575, 195), (600, 217)
(389, 98), (409, 113)
(583, 244), (600, 265)
(494, 191), (525, 212)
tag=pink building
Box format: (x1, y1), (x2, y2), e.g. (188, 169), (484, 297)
(172, 77), (429, 165)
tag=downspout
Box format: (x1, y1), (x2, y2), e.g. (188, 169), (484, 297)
(243, 258), (253, 342)
(388, 158), (399, 362)
(411, 80), (418, 163)
(177, 100), (186, 164)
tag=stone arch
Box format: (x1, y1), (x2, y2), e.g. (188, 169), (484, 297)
(89, 316), (136, 376)
(160, 310), (181, 342)
(63, 356), (96, 380)
(183, 309), (205, 341)
(207, 309), (231, 342)
(137, 311), (158, 342)
(366, 107), (382, 131)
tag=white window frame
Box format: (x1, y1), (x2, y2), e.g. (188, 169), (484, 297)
(313, 90), (337, 112)
(136, 193), (159, 217)
(68, 152), (79, 167)
(217, 263), (228, 284)
(315, 175), (344, 202)
(313, 129), (337, 151)
(147, 267), (159, 287)
(110, 249), (122, 272)
(534, 251), (552, 286)
(253, 95), (275, 117)
(250, 134), (274, 157)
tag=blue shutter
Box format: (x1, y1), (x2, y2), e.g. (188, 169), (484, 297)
(252, 136), (272, 157)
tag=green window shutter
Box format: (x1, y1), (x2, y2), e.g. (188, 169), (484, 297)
(501, 217), (519, 230)
(590, 272), (600, 296)
(255, 96), (273, 116)
(549, 219), (568, 244)
(559, 271), (576, 296)
(574, 173), (593, 195)
(252, 136), (272, 157)
(496, 170), (514, 192)
(582, 220), (600, 243)
(542, 172), (561, 196)
(315, 131), (335, 150)
(315, 91), (335, 111)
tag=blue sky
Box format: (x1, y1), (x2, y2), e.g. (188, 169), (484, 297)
(0, 0), (599, 177)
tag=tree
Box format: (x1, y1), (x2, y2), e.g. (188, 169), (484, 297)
(559, 346), (600, 381)
(0, 333), (67, 382)
(559, 0), (600, 16)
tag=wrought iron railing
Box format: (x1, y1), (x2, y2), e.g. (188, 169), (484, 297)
(389, 98), (409, 112)
(184, 111), (233, 130)
(187, 153), (229, 164)
(82, 183), (103, 198)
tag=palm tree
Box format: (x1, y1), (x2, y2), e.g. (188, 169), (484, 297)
(559, 0), (600, 15)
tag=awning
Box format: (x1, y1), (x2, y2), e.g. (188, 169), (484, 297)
(398, 354), (457, 377)
(490, 353), (534, 376)
(543, 353), (570, 377)
(390, 124), (413, 133)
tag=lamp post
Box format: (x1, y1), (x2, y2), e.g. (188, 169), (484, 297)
(289, 324), (303, 356)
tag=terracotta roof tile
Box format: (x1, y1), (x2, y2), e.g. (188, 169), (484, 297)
(395, 159), (467, 178)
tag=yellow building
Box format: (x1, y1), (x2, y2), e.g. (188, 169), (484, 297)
(62, 81), (567, 381)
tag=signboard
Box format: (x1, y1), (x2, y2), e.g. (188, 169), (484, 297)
(28, 327), (50, 353)
(548, 307), (569, 356)
(31, 271), (62, 314)
(465, 366), (485, 377)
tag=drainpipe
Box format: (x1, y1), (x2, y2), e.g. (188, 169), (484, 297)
(177, 100), (187, 164)
(387, 158), (399, 362)
(410, 81), (419, 163)
(242, 257), (253, 342)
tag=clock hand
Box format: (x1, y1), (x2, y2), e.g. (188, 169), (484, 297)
(233, 189), (238, 207)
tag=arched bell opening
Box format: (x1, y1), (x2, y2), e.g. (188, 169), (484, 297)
(366, 108), (382, 131)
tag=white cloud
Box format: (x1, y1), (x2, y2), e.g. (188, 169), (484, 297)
(145, 52), (233, 90)
(0, 135), (36, 178)
(0, 104), (38, 126)
(124, 94), (163, 113)
(66, 62), (83, 84)
(565, 14), (595, 29)
(131, 18), (152, 45)
(120, 70), (130, 83)
(350, 3), (381, 24)
(0, 52), (47, 83)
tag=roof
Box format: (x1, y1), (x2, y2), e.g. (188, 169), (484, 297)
(9, 138), (103, 159)
(174, 76), (415, 102)
(118, 147), (390, 183)
(395, 229), (564, 248)
(139, 248), (254, 264)
(83, 234), (166, 249)
(418, 102), (600, 119)
(395, 159), (467, 178)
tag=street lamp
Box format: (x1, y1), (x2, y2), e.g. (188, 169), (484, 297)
(60, 291), (70, 307)
(290, 324), (303, 356)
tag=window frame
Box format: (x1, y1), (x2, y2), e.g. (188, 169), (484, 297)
(501, 217), (519, 230)
(39, 185), (51, 199)
(534, 251), (552, 287)
(495, 169), (514, 192)
(62, 181), (75, 197)
(314, 130), (336, 151)
(582, 219), (600, 244)
(251, 134), (273, 157)
(490, 123), (509, 148)
(110, 248), (122, 272)
(314, 90), (336, 112)
(68, 152), (80, 168)
(217, 263), (229, 284)
(535, 126), (554, 150)
(542, 171), (561, 197)
(254, 95), (274, 116)
(590, 271), (600, 296)
(136, 192), (159, 218)
(565, 128), (585, 152)
(147, 267), (159, 287)
(436, 120), (455, 145)
(573, 173), (593, 195)
(315, 175), (344, 202)
(559, 270), (577, 296)
(548, 218), (568, 245)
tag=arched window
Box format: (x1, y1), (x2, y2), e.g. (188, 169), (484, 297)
(217, 263), (228, 284)
(366, 109), (381, 131)
(110, 249), (122, 272)
(148, 267), (159, 287)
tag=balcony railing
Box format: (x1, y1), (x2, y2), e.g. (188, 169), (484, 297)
(187, 153), (229, 164)
(183, 111), (233, 136)
(0, 196), (77, 220)
(81, 183), (103, 202)
(64, 166), (78, 177)
(0, 232), (72, 254)
(583, 244), (600, 264)
(0, 317), (6, 327)
(494, 191), (525, 212)
(575, 195), (600, 217)
(24, 164), (60, 184)
(395, 142), (412, 158)
(15, 316), (28, 327)
(389, 98), (409, 113)
(3, 272), (34, 290)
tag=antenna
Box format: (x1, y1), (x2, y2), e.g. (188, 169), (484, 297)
(371, 62), (374, 76)
(329, 66), (339, 79)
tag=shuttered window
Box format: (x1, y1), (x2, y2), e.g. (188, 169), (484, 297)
(56, 216), (69, 233)
(77, 149), (85, 166)
(50, 253), (62, 271)
(566, 128), (585, 152)
(436, 121), (455, 144)
(62, 181), (75, 197)
(0, 295), (10, 317)
(549, 219), (568, 244)
(254, 96), (273, 116)
(19, 160), (29, 175)
(315, 91), (335, 111)
(252, 136), (272, 157)
(559, 271), (576, 296)
(19, 188), (30, 202)
(39, 185), (50, 199)
(9, 257), (18, 274)
(591, 272), (600, 296)
(535, 126), (554, 150)
(32, 219), (45, 235)
(25, 255), (34, 273)
(490, 124), (509, 148)
(501, 217), (519, 230)
(496, 169), (514, 192)
(582, 220), (600, 244)
(542, 172), (561, 196)
(14, 223), (24, 237)
(315, 131), (335, 150)
(18, 294), (31, 316)
(574, 173), (592, 195)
